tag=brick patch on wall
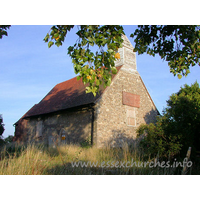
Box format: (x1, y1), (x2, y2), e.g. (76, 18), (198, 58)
(122, 91), (140, 108)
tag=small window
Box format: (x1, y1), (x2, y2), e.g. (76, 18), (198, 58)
(127, 108), (136, 126)
(36, 120), (43, 137)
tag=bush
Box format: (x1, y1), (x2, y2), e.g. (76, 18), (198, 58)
(0, 115), (5, 136)
(137, 81), (200, 160)
(137, 118), (182, 160)
(4, 135), (14, 144)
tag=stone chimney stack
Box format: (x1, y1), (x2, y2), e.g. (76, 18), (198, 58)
(115, 35), (137, 73)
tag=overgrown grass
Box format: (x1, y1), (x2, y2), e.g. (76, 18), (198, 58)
(0, 142), (198, 175)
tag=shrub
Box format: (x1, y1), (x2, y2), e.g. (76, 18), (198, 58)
(4, 135), (14, 144)
(137, 118), (182, 160)
(137, 81), (200, 160)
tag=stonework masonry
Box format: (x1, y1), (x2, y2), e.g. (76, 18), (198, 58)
(19, 108), (92, 146)
(94, 69), (158, 148)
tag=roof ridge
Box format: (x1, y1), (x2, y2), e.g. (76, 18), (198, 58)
(55, 75), (79, 86)
(55, 65), (122, 88)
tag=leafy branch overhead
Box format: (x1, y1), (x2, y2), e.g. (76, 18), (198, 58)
(44, 25), (124, 96)
(1, 25), (199, 94)
(131, 25), (200, 79)
(44, 25), (200, 96)
(0, 25), (11, 39)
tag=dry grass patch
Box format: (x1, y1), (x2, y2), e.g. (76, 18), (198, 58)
(0, 143), (195, 175)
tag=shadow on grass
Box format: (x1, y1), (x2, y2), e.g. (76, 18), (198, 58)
(43, 160), (184, 175)
(0, 142), (66, 161)
(44, 162), (107, 175)
(1, 142), (198, 175)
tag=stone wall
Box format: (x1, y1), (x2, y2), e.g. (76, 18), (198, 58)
(22, 108), (92, 146)
(95, 69), (158, 148)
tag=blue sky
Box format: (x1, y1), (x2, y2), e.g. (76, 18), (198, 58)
(0, 25), (199, 138)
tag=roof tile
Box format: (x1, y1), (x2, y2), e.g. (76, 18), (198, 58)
(23, 66), (122, 118)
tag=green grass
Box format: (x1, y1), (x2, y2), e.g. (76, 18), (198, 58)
(0, 142), (198, 175)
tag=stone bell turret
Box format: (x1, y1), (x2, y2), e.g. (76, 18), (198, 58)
(115, 35), (137, 73)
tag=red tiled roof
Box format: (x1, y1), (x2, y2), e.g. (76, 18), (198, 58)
(23, 66), (122, 118)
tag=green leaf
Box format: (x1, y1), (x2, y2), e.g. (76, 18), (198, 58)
(88, 37), (93, 43)
(81, 39), (87, 46)
(68, 46), (74, 54)
(107, 76), (112, 85)
(108, 49), (114, 54)
(186, 69), (190, 75)
(88, 25), (93, 31)
(111, 67), (117, 74)
(85, 86), (92, 93)
(77, 76), (81, 81)
(55, 41), (62, 47)
(177, 74), (182, 79)
(96, 79), (100, 86)
(54, 33), (59, 38)
(74, 64), (81, 73)
(44, 33), (50, 42)
(48, 41), (54, 48)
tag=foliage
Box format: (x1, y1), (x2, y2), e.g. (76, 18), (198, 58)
(0, 115), (5, 137)
(0, 138), (5, 146)
(0, 120), (5, 147)
(137, 118), (182, 159)
(45, 25), (200, 95)
(137, 81), (200, 160)
(163, 81), (200, 158)
(44, 25), (124, 96)
(2, 25), (200, 95)
(0, 116), (13, 146)
(0, 25), (11, 39)
(131, 25), (200, 78)
(4, 135), (14, 144)
(80, 135), (92, 148)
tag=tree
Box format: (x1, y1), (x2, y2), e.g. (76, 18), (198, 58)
(0, 25), (11, 39)
(131, 25), (200, 79)
(137, 119), (182, 159)
(44, 25), (124, 96)
(1, 25), (200, 95)
(0, 115), (5, 136)
(0, 115), (5, 146)
(4, 135), (14, 144)
(163, 81), (200, 157)
(137, 81), (200, 160)
(44, 25), (200, 95)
